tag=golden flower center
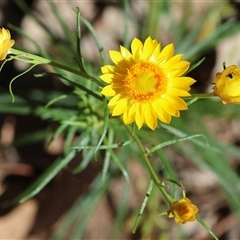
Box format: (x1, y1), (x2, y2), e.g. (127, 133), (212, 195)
(174, 203), (193, 220)
(124, 61), (167, 103)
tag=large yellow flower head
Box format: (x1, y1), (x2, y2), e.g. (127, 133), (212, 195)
(100, 37), (195, 130)
(0, 27), (15, 61)
(214, 65), (240, 105)
(168, 197), (199, 224)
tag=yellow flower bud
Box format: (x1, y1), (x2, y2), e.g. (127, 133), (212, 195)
(214, 65), (240, 105)
(0, 27), (15, 61)
(168, 197), (199, 224)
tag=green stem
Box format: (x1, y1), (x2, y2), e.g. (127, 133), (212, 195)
(10, 48), (104, 87)
(186, 92), (216, 99)
(125, 125), (174, 204)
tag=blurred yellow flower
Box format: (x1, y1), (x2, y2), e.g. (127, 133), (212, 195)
(168, 197), (199, 224)
(100, 37), (195, 130)
(214, 65), (240, 105)
(0, 27), (15, 61)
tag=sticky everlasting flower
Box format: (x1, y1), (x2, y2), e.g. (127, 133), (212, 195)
(168, 197), (199, 224)
(100, 37), (195, 130)
(0, 27), (15, 61)
(214, 65), (240, 105)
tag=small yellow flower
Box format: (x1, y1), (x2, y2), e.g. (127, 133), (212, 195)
(100, 37), (195, 130)
(0, 27), (15, 61)
(214, 65), (240, 105)
(168, 197), (199, 224)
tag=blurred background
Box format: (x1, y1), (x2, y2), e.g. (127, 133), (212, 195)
(1, 0), (240, 239)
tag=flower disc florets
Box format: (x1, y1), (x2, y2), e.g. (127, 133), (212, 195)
(100, 37), (195, 130)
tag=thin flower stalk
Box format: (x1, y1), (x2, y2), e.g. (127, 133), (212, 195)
(125, 125), (174, 204)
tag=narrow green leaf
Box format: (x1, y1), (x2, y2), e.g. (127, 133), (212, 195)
(122, 0), (130, 47)
(185, 57), (205, 75)
(101, 128), (114, 184)
(79, 15), (107, 65)
(49, 1), (76, 48)
(75, 7), (85, 72)
(45, 94), (68, 108)
(132, 180), (154, 233)
(9, 64), (38, 103)
(196, 215), (218, 240)
(94, 98), (109, 160)
(146, 134), (208, 156)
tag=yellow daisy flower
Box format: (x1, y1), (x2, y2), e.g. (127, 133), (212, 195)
(168, 197), (199, 224)
(100, 37), (195, 130)
(0, 27), (15, 61)
(214, 64), (240, 105)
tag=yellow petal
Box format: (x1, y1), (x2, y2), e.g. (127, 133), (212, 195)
(123, 108), (135, 124)
(112, 99), (127, 116)
(157, 99), (181, 117)
(170, 77), (196, 89)
(101, 65), (115, 74)
(142, 37), (154, 60)
(2, 28), (10, 39)
(152, 101), (172, 123)
(101, 85), (115, 96)
(131, 38), (143, 54)
(164, 54), (183, 67)
(143, 104), (157, 130)
(109, 50), (124, 65)
(108, 94), (121, 107)
(149, 44), (161, 62)
(158, 43), (174, 62)
(131, 38), (143, 60)
(161, 94), (188, 110)
(0, 52), (7, 60)
(167, 87), (191, 97)
(135, 105), (144, 129)
(120, 46), (133, 60)
(99, 73), (114, 83)
(174, 61), (190, 73)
